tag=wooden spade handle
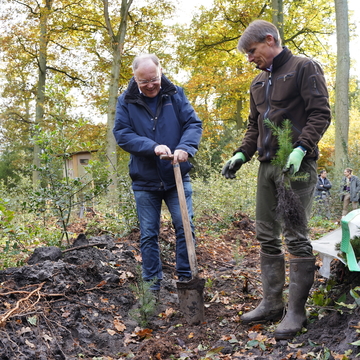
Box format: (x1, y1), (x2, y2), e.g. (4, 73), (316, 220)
(160, 155), (198, 276)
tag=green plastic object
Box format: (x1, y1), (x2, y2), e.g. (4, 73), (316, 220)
(340, 209), (360, 272)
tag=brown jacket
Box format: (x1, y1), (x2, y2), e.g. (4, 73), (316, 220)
(235, 47), (331, 162)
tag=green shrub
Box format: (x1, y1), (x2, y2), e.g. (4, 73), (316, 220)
(192, 158), (258, 225)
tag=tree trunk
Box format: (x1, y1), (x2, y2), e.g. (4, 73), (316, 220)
(104, 0), (133, 190)
(236, 99), (244, 130)
(272, 0), (284, 43)
(33, 1), (52, 185)
(334, 0), (350, 173)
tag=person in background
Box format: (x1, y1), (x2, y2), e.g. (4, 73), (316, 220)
(222, 20), (331, 340)
(314, 170), (332, 218)
(340, 168), (360, 217)
(113, 54), (202, 296)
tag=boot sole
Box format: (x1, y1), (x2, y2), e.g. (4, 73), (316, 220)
(241, 310), (284, 324)
(274, 329), (299, 340)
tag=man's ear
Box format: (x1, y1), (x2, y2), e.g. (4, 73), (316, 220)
(265, 34), (275, 46)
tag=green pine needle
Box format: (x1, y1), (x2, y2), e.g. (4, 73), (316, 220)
(263, 118), (308, 235)
(264, 118), (293, 169)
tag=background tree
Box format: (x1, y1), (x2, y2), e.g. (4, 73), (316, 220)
(103, 0), (133, 189)
(334, 0), (350, 173)
(0, 0), (94, 184)
(272, 0), (284, 42)
(0, 0), (177, 188)
(173, 0), (335, 173)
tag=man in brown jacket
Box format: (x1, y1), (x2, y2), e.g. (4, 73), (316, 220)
(222, 20), (331, 340)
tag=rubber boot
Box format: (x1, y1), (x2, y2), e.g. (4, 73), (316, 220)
(241, 251), (285, 323)
(274, 257), (315, 340)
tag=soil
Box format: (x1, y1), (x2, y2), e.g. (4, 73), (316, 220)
(0, 212), (360, 360)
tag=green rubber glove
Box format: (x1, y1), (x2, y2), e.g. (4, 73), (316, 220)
(284, 147), (306, 175)
(222, 152), (246, 179)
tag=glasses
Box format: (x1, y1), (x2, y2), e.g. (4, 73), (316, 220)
(136, 76), (161, 85)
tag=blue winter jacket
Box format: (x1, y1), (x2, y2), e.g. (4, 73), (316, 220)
(113, 74), (202, 191)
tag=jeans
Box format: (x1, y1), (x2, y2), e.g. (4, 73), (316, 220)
(133, 181), (194, 290)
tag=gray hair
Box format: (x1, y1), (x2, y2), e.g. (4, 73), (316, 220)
(132, 54), (161, 72)
(237, 20), (281, 53)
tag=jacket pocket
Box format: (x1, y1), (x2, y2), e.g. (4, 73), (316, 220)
(272, 72), (298, 102)
(251, 81), (266, 106)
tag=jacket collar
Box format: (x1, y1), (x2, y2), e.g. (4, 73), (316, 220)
(124, 74), (177, 103)
(271, 47), (292, 72)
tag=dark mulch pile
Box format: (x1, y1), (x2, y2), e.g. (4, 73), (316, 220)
(0, 213), (359, 359)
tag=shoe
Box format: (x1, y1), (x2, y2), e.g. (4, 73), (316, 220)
(178, 276), (191, 282)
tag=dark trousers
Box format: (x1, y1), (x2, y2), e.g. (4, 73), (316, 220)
(255, 159), (317, 257)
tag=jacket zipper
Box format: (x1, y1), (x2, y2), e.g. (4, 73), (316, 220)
(152, 95), (165, 130)
(263, 73), (272, 160)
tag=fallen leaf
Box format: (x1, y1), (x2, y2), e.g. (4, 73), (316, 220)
(221, 296), (230, 304)
(25, 339), (35, 349)
(247, 331), (260, 340)
(114, 318), (126, 332)
(221, 335), (232, 341)
(228, 334), (239, 344)
(210, 292), (219, 302)
(119, 271), (135, 280)
(288, 343), (304, 348)
(206, 346), (224, 356)
(96, 280), (107, 287)
(255, 333), (268, 342)
(188, 332), (194, 339)
(165, 307), (175, 317)
(43, 334), (52, 342)
(16, 327), (32, 336)
(107, 329), (116, 336)
(350, 321), (360, 329)
(333, 353), (348, 360)
(123, 332), (138, 346)
(136, 328), (153, 339)
(61, 311), (71, 318)
(249, 324), (263, 332)
(27, 316), (37, 326)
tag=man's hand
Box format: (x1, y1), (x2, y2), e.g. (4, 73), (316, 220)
(173, 149), (188, 164)
(284, 147), (306, 175)
(221, 152), (246, 179)
(154, 145), (171, 156)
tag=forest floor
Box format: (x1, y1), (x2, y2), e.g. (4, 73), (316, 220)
(0, 211), (359, 360)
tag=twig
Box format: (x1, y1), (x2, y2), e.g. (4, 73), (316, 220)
(40, 313), (68, 359)
(61, 242), (107, 253)
(0, 329), (27, 358)
(0, 282), (45, 327)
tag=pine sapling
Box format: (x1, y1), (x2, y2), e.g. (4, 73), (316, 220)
(264, 119), (309, 236)
(129, 265), (158, 328)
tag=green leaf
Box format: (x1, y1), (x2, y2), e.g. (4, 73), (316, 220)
(27, 315), (37, 326)
(350, 288), (360, 306)
(246, 339), (259, 348)
(335, 301), (357, 309)
(205, 346), (224, 356)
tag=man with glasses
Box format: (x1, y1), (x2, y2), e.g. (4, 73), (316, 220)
(221, 20), (331, 340)
(113, 54), (202, 297)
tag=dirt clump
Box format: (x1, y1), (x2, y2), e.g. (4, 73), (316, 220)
(0, 213), (359, 359)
